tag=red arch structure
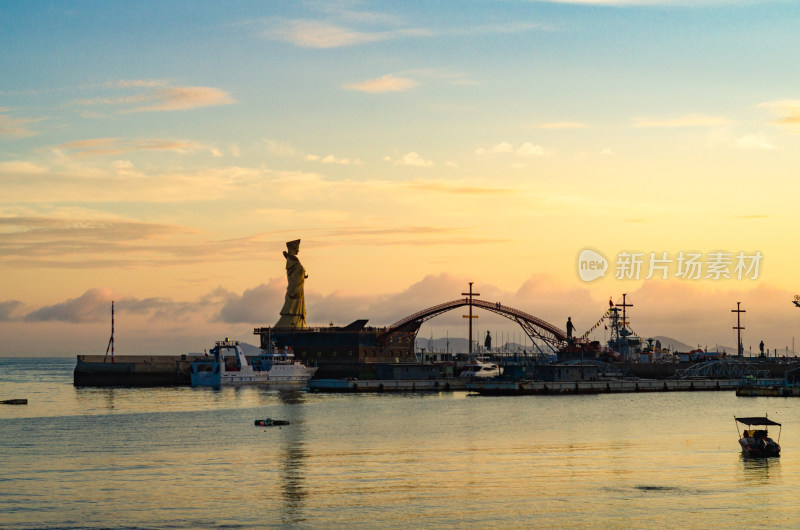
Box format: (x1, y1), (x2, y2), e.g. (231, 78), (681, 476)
(381, 298), (568, 354)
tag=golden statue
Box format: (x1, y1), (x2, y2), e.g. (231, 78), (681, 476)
(275, 239), (307, 329)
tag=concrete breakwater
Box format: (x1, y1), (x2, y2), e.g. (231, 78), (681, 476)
(467, 378), (740, 395)
(73, 354), (796, 388)
(73, 355), (200, 387)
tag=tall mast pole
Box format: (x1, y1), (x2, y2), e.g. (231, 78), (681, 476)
(104, 300), (115, 363)
(732, 302), (745, 356)
(618, 293), (633, 330)
(462, 282), (480, 357)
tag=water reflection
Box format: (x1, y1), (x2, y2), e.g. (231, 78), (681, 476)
(739, 455), (781, 485)
(275, 389), (306, 405)
(277, 397), (307, 524)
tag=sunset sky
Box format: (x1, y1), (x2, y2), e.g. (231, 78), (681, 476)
(2, 0), (800, 356)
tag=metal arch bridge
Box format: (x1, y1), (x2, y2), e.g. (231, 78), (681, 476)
(382, 298), (568, 354)
(675, 360), (771, 379)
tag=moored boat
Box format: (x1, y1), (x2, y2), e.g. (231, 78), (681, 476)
(190, 338), (317, 387)
(735, 416), (781, 457)
(459, 359), (501, 379)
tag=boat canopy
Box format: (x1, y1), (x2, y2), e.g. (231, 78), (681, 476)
(735, 416), (781, 426)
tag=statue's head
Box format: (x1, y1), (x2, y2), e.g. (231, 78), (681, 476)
(286, 239), (301, 254)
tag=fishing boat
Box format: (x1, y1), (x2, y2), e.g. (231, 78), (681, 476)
(190, 338), (317, 387)
(735, 416), (781, 457)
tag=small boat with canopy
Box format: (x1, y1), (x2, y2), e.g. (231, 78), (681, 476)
(735, 416), (781, 457)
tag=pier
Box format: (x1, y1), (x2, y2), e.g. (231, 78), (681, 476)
(466, 378), (740, 395)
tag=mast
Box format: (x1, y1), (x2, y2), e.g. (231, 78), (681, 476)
(732, 302), (745, 356)
(103, 301), (115, 363)
(461, 282), (480, 357)
(618, 293), (633, 331)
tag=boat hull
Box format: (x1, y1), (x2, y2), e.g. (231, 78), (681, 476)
(739, 438), (781, 457)
(191, 368), (317, 387)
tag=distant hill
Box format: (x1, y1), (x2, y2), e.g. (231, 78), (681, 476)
(416, 337), (539, 354)
(651, 336), (737, 354)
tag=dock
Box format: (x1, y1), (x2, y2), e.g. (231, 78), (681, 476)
(466, 378), (740, 395)
(308, 378), (468, 392)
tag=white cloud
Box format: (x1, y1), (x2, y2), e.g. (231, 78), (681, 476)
(133, 86), (235, 112)
(0, 161), (48, 175)
(516, 142), (549, 157)
(475, 142), (513, 156)
(705, 128), (776, 151)
(55, 138), (216, 157)
(70, 86), (235, 113)
(264, 139), (296, 157)
(538, 122), (588, 129)
(759, 99), (800, 129)
(0, 112), (42, 138)
(476, 142), (550, 157)
(395, 152), (433, 167)
(344, 74), (419, 93)
(737, 133), (775, 150)
(320, 154), (364, 165)
(265, 19), (385, 48)
(261, 19), (430, 49)
(631, 114), (732, 128)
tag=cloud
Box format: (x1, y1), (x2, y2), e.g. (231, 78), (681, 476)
(70, 86), (235, 112)
(516, 142), (549, 157)
(24, 287), (114, 322)
(538, 122), (588, 129)
(406, 181), (512, 195)
(0, 111), (42, 138)
(20, 286), (235, 324)
(538, 0), (750, 4)
(0, 160), (48, 175)
(314, 154), (365, 165)
(55, 137), (214, 157)
(475, 142), (550, 157)
(475, 142), (513, 155)
(7, 272), (800, 355)
(631, 114), (732, 128)
(394, 152), (433, 167)
(261, 19), (430, 49)
(0, 300), (24, 321)
(705, 128), (777, 151)
(104, 79), (169, 89)
(732, 214), (770, 220)
(343, 74), (419, 93)
(216, 281), (286, 323)
(759, 99), (800, 129)
(132, 86), (235, 112)
(736, 133), (775, 150)
(0, 216), (201, 269)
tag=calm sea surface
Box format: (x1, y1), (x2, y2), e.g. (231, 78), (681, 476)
(1, 357), (798, 528)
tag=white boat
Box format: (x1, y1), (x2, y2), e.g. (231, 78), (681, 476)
(459, 359), (501, 379)
(190, 338), (317, 387)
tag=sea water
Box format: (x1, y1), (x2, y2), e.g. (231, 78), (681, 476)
(1, 357), (798, 528)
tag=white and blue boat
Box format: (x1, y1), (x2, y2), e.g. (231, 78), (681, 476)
(190, 338), (317, 387)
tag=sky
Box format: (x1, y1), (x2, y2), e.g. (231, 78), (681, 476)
(2, 0), (800, 356)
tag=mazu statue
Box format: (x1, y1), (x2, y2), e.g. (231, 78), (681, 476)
(275, 239), (307, 329)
